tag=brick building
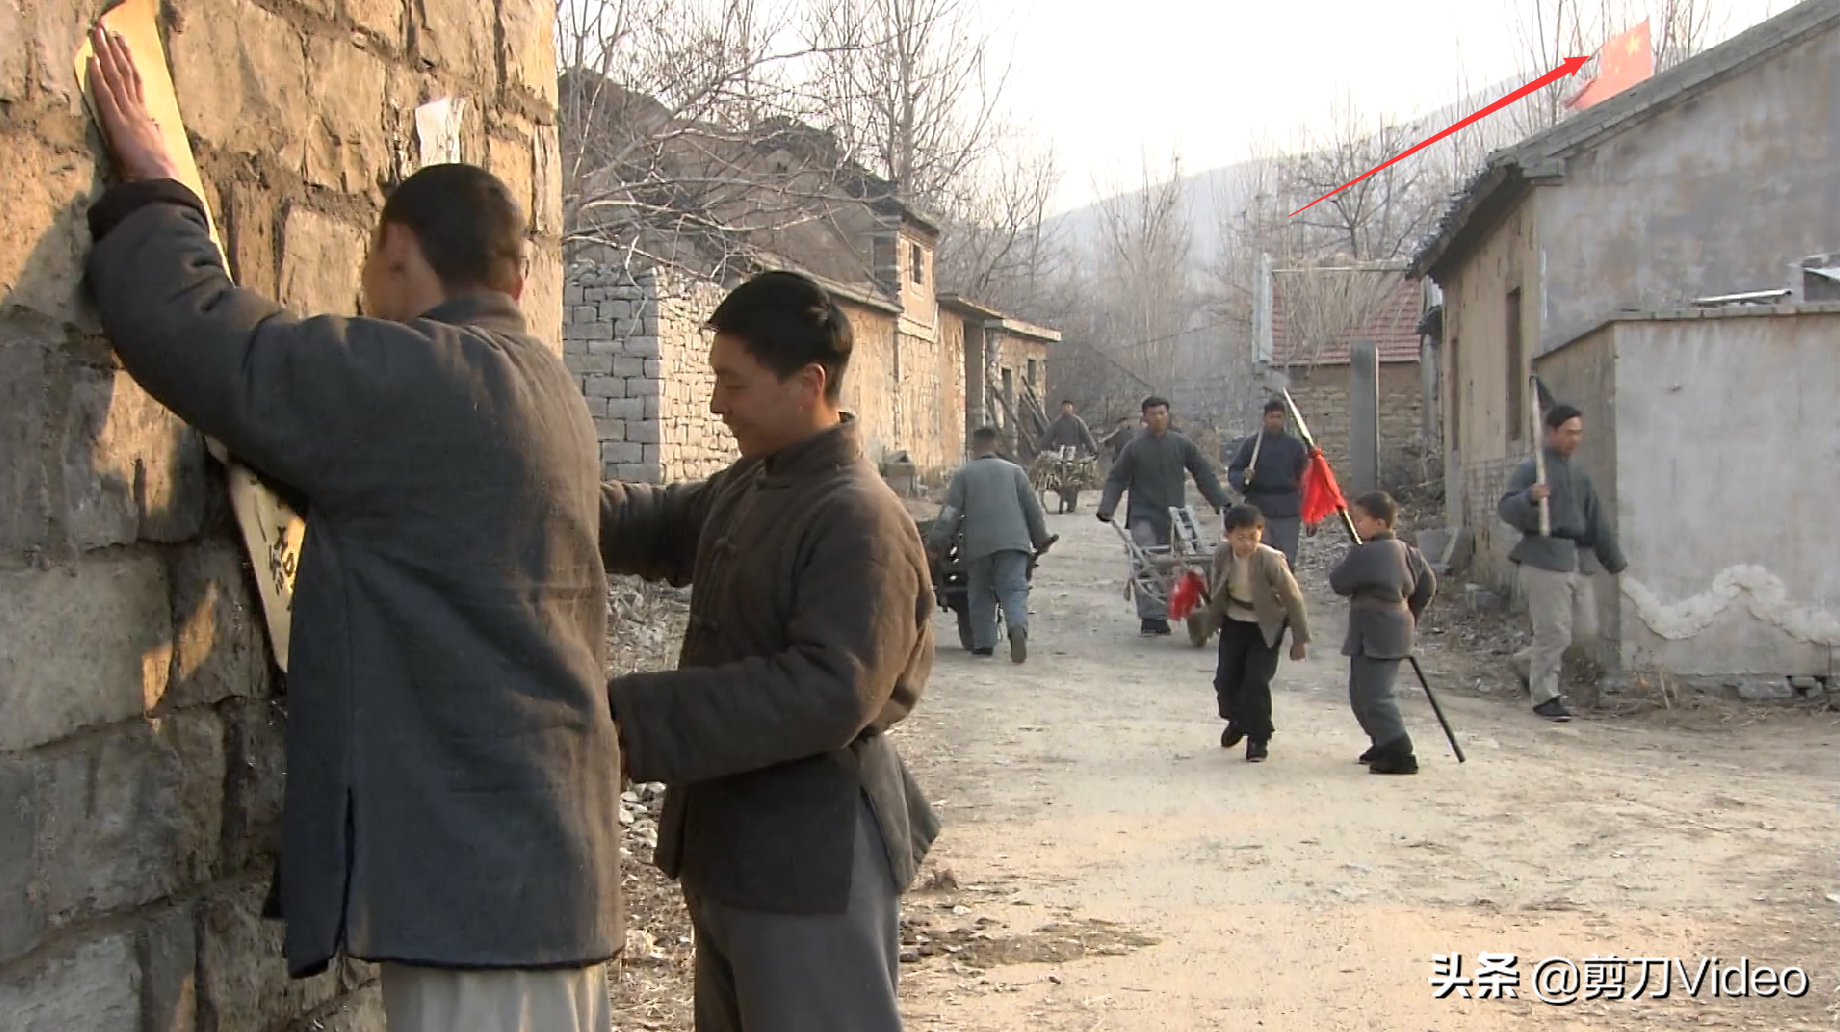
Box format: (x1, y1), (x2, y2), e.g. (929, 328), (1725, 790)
(1270, 266), (1430, 490)
(0, 0), (560, 1028)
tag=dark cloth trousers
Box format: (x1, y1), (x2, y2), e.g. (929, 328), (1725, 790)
(1214, 617), (1282, 742)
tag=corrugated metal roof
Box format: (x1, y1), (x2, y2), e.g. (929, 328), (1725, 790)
(1271, 271), (1423, 366)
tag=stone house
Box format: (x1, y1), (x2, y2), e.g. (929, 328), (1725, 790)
(1530, 305), (1840, 685)
(562, 87), (1056, 486)
(1407, 0), (1840, 588)
(939, 295), (1061, 457)
(1, 0), (560, 1028)
(1269, 266), (1429, 490)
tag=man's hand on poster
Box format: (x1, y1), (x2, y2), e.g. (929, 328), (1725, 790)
(85, 26), (180, 182)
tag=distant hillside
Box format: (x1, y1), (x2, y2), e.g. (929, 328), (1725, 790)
(1047, 75), (1528, 260)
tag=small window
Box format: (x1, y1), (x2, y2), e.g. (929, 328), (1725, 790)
(910, 242), (924, 284)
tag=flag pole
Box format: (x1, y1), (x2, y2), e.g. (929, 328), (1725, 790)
(1281, 389), (1467, 764)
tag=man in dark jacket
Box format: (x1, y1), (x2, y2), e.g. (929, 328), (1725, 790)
(1097, 395), (1231, 635)
(599, 271), (937, 1032)
(1228, 398), (1311, 570)
(1103, 416), (1136, 463)
(83, 32), (620, 1030)
(1498, 404), (1628, 723)
(1043, 399), (1101, 512)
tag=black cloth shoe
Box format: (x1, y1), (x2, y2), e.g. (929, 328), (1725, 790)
(971, 647), (994, 658)
(1356, 745), (1380, 764)
(1367, 736), (1418, 775)
(1009, 629), (1027, 664)
(1220, 724), (1244, 749)
(1145, 619), (1172, 636)
(1533, 699), (1572, 722)
(1246, 739), (1268, 763)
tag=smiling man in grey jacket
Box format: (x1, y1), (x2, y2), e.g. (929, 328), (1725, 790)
(1499, 404), (1629, 722)
(931, 427), (1055, 662)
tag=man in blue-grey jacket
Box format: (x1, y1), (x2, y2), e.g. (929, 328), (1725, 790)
(1498, 404), (1629, 723)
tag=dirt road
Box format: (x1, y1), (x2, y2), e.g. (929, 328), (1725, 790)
(891, 504), (1839, 1031)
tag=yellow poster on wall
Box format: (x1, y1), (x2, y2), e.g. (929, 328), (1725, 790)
(76, 0), (307, 672)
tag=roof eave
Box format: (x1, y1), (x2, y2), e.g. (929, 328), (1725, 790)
(1409, 165), (1531, 282)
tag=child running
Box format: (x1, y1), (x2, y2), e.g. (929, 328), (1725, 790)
(1206, 504), (1312, 763)
(1327, 491), (1437, 775)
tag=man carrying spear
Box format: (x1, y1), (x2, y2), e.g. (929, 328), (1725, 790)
(1498, 399), (1628, 722)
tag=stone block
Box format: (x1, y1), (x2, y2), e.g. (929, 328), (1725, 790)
(60, 368), (208, 549)
(532, 125), (562, 238)
(219, 698), (285, 874)
(0, 132), (95, 327)
(167, 540), (269, 712)
(570, 305), (596, 324)
(565, 353), (613, 376)
(605, 398), (645, 420)
(598, 300), (631, 323)
(0, 934), (140, 1032)
(499, 0), (559, 106)
(581, 396), (608, 417)
(626, 421), (661, 445)
(565, 284), (583, 306)
(614, 462), (662, 483)
(0, 553), (172, 752)
(312, 984), (387, 1032)
(628, 377), (662, 397)
(643, 359), (663, 378)
(486, 130), (535, 231)
(414, 0), (496, 86)
(1736, 678), (1795, 701)
(594, 418), (628, 441)
(0, 756), (42, 963)
(343, 0), (403, 46)
(601, 441), (643, 464)
(224, 183), (280, 300)
(613, 317), (638, 338)
(0, 342), (51, 552)
(586, 338), (622, 356)
(584, 375), (626, 399)
(39, 712), (225, 929)
(140, 902), (198, 1032)
(279, 207), (368, 317)
(611, 358), (646, 378)
(0, 0), (23, 101)
(196, 879), (341, 1032)
(641, 444), (660, 463)
(623, 336), (661, 360)
(524, 248), (564, 356)
(642, 395), (662, 419)
(167, 0), (310, 174)
(303, 36), (390, 195)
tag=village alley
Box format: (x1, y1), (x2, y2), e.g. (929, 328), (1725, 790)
(889, 507), (1839, 1032)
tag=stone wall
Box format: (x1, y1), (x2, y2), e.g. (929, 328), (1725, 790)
(0, 1), (559, 1029)
(564, 262), (736, 483)
(1286, 362), (1428, 492)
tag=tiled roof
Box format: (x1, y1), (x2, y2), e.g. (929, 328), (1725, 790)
(1271, 271), (1423, 366)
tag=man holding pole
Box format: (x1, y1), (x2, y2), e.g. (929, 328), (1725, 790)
(1498, 404), (1627, 722)
(1227, 398), (1310, 570)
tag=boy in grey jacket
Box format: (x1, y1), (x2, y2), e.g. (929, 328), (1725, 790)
(1328, 492), (1437, 775)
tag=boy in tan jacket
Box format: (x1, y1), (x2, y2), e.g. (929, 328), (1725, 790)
(1206, 505), (1312, 762)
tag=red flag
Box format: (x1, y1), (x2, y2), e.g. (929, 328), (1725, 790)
(1565, 21), (1653, 111)
(1299, 450), (1348, 528)
(1170, 570), (1207, 621)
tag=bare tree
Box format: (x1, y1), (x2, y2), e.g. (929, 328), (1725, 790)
(1088, 148), (1195, 377)
(1276, 93), (1449, 263)
(556, 0), (848, 274)
(933, 132), (1066, 319)
(1506, 0), (1726, 134)
(803, 0), (1012, 205)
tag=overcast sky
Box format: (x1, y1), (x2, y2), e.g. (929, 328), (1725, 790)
(995, 0), (1788, 212)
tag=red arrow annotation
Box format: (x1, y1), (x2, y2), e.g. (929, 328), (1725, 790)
(1289, 55), (1590, 218)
